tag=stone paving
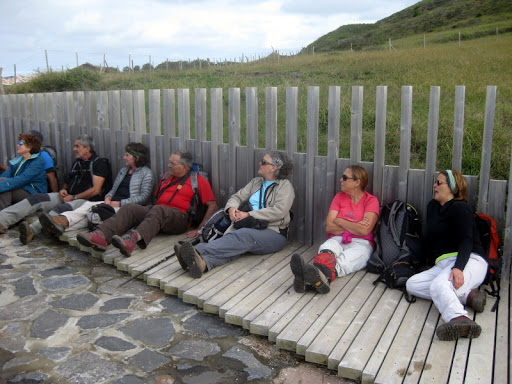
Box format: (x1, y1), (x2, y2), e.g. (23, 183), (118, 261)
(0, 229), (354, 384)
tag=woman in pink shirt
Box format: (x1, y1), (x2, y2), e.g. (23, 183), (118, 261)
(290, 165), (379, 293)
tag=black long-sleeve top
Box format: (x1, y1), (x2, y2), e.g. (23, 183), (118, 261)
(424, 199), (486, 270)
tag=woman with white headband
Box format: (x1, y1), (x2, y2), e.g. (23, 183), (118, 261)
(406, 169), (488, 341)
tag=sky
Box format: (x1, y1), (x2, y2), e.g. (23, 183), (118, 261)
(1, 0), (419, 78)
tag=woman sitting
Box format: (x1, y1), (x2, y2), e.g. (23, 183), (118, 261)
(39, 142), (154, 237)
(0, 133), (47, 213)
(406, 170), (488, 341)
(290, 165), (379, 293)
(177, 151), (294, 278)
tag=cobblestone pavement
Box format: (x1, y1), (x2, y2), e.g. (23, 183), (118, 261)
(0, 230), (355, 384)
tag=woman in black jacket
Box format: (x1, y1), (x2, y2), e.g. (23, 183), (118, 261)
(406, 169), (488, 341)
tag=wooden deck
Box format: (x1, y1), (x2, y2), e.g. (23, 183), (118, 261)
(61, 230), (510, 384)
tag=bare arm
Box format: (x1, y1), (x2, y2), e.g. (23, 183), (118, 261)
(46, 171), (59, 193)
(186, 200), (219, 238)
(326, 209), (378, 237)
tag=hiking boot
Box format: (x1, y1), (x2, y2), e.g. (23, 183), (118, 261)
(111, 230), (138, 257)
(181, 241), (206, 278)
(466, 289), (486, 313)
(19, 221), (34, 245)
(77, 229), (108, 252)
(174, 244), (188, 270)
(304, 264), (330, 294)
(39, 212), (68, 237)
(0, 223), (6, 234)
(290, 253), (306, 293)
(436, 316), (482, 341)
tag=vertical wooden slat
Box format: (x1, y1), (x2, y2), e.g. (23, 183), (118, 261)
(177, 88), (191, 150)
(194, 88), (207, 166)
(286, 87), (298, 155)
(327, 86), (341, 203)
(210, 88), (223, 204)
(350, 86), (364, 164)
(74, 91), (86, 129)
(398, 86), (412, 202)
(162, 89), (176, 162)
(265, 87), (278, 150)
(0, 95), (8, 164)
(246, 87), (258, 183)
(373, 86), (387, 204)
(133, 90), (146, 140)
(108, 90), (121, 172)
(452, 85), (465, 171)
(121, 90), (134, 140)
(149, 89), (161, 178)
(477, 86), (497, 214)
(306, 86), (319, 245)
(85, 91), (97, 131)
(228, 88), (241, 193)
(423, 86), (441, 227)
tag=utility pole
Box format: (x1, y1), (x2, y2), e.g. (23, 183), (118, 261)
(45, 50), (49, 72)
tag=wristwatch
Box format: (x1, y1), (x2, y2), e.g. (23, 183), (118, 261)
(72, 195), (77, 201)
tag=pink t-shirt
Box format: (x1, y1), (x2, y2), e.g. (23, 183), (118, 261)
(327, 191), (380, 246)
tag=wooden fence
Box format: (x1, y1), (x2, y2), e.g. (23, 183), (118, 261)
(0, 86), (510, 267)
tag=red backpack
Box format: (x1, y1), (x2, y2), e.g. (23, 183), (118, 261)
(474, 213), (502, 310)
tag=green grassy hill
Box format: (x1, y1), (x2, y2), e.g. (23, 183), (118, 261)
(307, 0), (512, 52)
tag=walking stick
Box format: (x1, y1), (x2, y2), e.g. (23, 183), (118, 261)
(117, 237), (200, 287)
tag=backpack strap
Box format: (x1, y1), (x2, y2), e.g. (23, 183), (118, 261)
(388, 200), (403, 247)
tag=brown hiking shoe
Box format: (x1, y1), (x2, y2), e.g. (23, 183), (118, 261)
(174, 244), (188, 270)
(0, 223), (6, 234)
(39, 212), (68, 237)
(436, 316), (482, 341)
(181, 241), (206, 278)
(466, 289), (486, 313)
(304, 264), (330, 294)
(290, 253), (306, 293)
(19, 221), (34, 245)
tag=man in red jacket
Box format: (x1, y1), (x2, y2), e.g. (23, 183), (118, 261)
(77, 150), (218, 256)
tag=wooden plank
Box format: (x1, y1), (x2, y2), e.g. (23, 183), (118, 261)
(265, 87), (278, 150)
(350, 86), (363, 164)
(373, 299), (431, 384)
(372, 86), (387, 204)
(398, 86), (412, 202)
(464, 299), (497, 383)
(493, 264), (510, 384)
(404, 306), (442, 383)
(304, 273), (383, 364)
(203, 245), (310, 317)
(275, 270), (365, 352)
(361, 298), (415, 384)
(337, 289), (404, 380)
(452, 85), (465, 171)
(305, 86), (319, 245)
(477, 86), (497, 214)
(285, 87), (298, 154)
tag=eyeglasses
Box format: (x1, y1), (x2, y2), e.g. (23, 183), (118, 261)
(341, 174), (356, 181)
(434, 180), (447, 186)
(17, 141), (25, 146)
(260, 159), (274, 166)
(168, 161), (180, 167)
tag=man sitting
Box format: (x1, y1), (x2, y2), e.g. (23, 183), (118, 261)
(0, 134), (112, 244)
(77, 150), (218, 256)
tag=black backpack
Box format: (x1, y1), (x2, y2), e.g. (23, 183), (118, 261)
(367, 200), (422, 301)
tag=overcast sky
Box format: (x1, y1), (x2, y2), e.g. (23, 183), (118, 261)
(1, 0), (419, 77)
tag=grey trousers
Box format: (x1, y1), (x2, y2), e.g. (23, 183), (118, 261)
(0, 188), (30, 210)
(0, 192), (86, 234)
(195, 228), (287, 271)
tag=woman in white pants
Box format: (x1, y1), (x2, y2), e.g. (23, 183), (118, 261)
(406, 169), (488, 341)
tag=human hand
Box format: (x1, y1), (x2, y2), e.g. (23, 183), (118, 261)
(59, 189), (68, 199)
(233, 210), (250, 222)
(186, 229), (200, 238)
(449, 268), (465, 290)
(358, 217), (370, 227)
(62, 194), (73, 203)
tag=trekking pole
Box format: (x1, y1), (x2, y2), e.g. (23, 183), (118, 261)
(116, 237), (200, 288)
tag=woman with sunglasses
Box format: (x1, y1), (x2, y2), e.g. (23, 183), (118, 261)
(177, 151), (294, 278)
(290, 165), (379, 294)
(0, 134), (47, 212)
(406, 170), (487, 341)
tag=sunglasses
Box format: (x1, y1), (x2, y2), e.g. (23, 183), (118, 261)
(17, 141), (25, 146)
(434, 180), (447, 186)
(260, 159), (274, 166)
(341, 174), (356, 181)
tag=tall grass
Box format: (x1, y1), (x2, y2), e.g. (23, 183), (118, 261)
(7, 35), (512, 179)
